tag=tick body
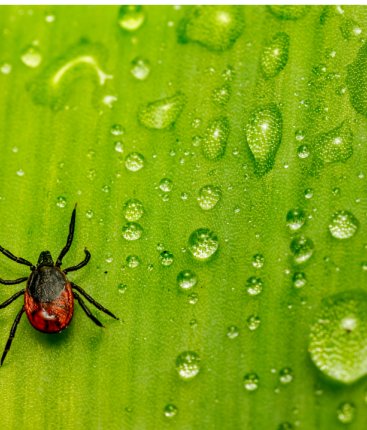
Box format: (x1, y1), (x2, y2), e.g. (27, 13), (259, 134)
(0, 205), (118, 365)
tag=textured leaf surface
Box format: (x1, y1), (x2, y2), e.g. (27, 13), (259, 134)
(0, 5), (367, 430)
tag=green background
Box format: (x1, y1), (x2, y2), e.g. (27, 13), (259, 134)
(0, 5), (366, 429)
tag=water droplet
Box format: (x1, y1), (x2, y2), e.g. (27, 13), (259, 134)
(279, 367), (293, 384)
(126, 255), (141, 268)
(247, 314), (261, 331)
(329, 210), (359, 240)
(337, 402), (356, 424)
(118, 5), (145, 32)
(304, 188), (313, 199)
(347, 41), (367, 116)
(110, 123), (124, 136)
(123, 199), (144, 221)
(245, 104), (282, 176)
(164, 404), (178, 418)
(21, 44), (42, 68)
(16, 169), (25, 177)
(138, 92), (186, 130)
(313, 122), (353, 166)
(227, 325), (239, 339)
(292, 272), (307, 288)
(197, 185), (222, 210)
(130, 57), (150, 80)
(122, 222), (143, 241)
(175, 351), (200, 380)
(188, 292), (199, 305)
(212, 84), (231, 105)
(159, 178), (173, 193)
(261, 32), (290, 79)
(246, 277), (263, 296)
(159, 250), (174, 267)
(114, 141), (124, 153)
(361, 262), (367, 271)
(178, 6), (245, 51)
(309, 290), (367, 384)
(290, 236), (314, 264)
(268, 5), (309, 20)
(0, 63), (12, 75)
(85, 209), (94, 219)
(177, 270), (197, 290)
(252, 253), (265, 269)
(118, 283), (128, 294)
(125, 152), (144, 172)
(101, 185), (110, 193)
(56, 196), (67, 208)
(201, 117), (230, 161)
(188, 228), (219, 261)
(297, 144), (310, 159)
(286, 208), (306, 232)
(243, 372), (259, 391)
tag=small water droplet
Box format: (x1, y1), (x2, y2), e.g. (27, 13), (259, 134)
(197, 185), (222, 210)
(297, 144), (310, 159)
(85, 209), (94, 219)
(252, 253), (265, 269)
(177, 270), (197, 290)
(130, 57), (150, 80)
(126, 255), (141, 268)
(246, 277), (263, 296)
(304, 188), (313, 199)
(118, 5), (145, 32)
(118, 283), (127, 294)
(286, 208), (306, 231)
(176, 351), (200, 380)
(159, 178), (173, 193)
(0, 63), (12, 75)
(123, 199), (144, 221)
(188, 228), (219, 261)
(227, 325), (239, 339)
(114, 141), (124, 153)
(125, 152), (144, 172)
(247, 314), (261, 331)
(279, 367), (293, 384)
(122, 222), (143, 241)
(164, 403), (178, 418)
(21, 44), (42, 68)
(329, 210), (359, 240)
(16, 169), (25, 177)
(159, 250), (174, 267)
(290, 236), (314, 264)
(337, 402), (356, 424)
(110, 123), (124, 136)
(292, 272), (307, 288)
(56, 196), (67, 208)
(243, 372), (259, 391)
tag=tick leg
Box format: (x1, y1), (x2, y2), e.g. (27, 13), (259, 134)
(1, 306), (25, 366)
(73, 291), (104, 328)
(56, 204), (77, 267)
(0, 289), (25, 309)
(0, 277), (28, 285)
(64, 249), (91, 274)
(0, 245), (34, 268)
(71, 283), (118, 320)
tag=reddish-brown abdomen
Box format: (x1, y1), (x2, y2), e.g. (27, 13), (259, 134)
(24, 282), (74, 333)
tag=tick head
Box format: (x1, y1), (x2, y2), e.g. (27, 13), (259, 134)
(37, 251), (54, 267)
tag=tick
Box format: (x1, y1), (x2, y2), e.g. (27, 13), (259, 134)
(0, 205), (118, 365)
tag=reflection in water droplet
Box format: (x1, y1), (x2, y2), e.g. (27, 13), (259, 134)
(290, 236), (314, 264)
(243, 372), (259, 391)
(164, 404), (178, 418)
(337, 402), (356, 424)
(176, 351), (200, 380)
(177, 270), (197, 290)
(197, 185), (222, 210)
(123, 199), (144, 221)
(125, 152), (144, 172)
(329, 210), (359, 240)
(122, 222), (143, 241)
(118, 5), (145, 31)
(188, 228), (219, 261)
(130, 57), (151, 80)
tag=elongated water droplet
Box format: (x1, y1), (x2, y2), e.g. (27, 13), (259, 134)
(197, 185), (222, 210)
(309, 290), (367, 384)
(123, 199), (144, 221)
(138, 93), (186, 130)
(290, 236), (314, 264)
(118, 5), (145, 32)
(245, 104), (282, 176)
(313, 122), (353, 166)
(268, 5), (310, 20)
(178, 6), (245, 51)
(337, 402), (356, 424)
(188, 228), (219, 261)
(176, 351), (200, 380)
(347, 41), (367, 116)
(329, 210), (359, 239)
(261, 32), (290, 79)
(201, 117), (230, 161)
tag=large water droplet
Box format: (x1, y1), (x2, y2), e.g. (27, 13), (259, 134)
(123, 199), (144, 221)
(125, 152), (144, 172)
(197, 185), (222, 210)
(177, 270), (197, 290)
(309, 290), (367, 384)
(176, 351), (200, 380)
(268, 5), (310, 20)
(21, 44), (42, 68)
(261, 32), (290, 79)
(188, 228), (219, 261)
(201, 117), (230, 161)
(243, 372), (259, 391)
(122, 222), (143, 241)
(329, 210), (359, 240)
(245, 104), (283, 176)
(118, 5), (145, 32)
(138, 93), (186, 130)
(337, 402), (356, 424)
(178, 6), (245, 51)
(290, 236), (314, 264)
(313, 122), (353, 166)
(347, 41), (367, 116)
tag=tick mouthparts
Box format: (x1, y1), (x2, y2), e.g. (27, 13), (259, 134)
(37, 251), (54, 267)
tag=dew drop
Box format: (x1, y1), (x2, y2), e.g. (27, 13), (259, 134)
(247, 314), (261, 331)
(0, 63), (12, 75)
(329, 210), (359, 240)
(188, 228), (219, 261)
(290, 236), (314, 264)
(122, 222), (143, 241)
(286, 208), (306, 232)
(85, 209), (94, 219)
(138, 93), (186, 130)
(243, 372), (259, 391)
(245, 104), (282, 176)
(178, 6), (245, 51)
(177, 270), (197, 290)
(279, 367), (293, 384)
(252, 253), (265, 269)
(212, 84), (231, 105)
(118, 283), (127, 294)
(188, 292), (199, 305)
(56, 196), (67, 208)
(246, 276), (263, 296)
(337, 402), (356, 424)
(123, 199), (144, 222)
(261, 32), (290, 79)
(118, 5), (145, 32)
(268, 5), (309, 20)
(197, 185), (222, 210)
(130, 57), (150, 80)
(201, 116), (230, 161)
(176, 351), (200, 380)
(126, 255), (141, 268)
(110, 123), (124, 136)
(227, 325), (239, 339)
(114, 141), (124, 153)
(159, 250), (174, 267)
(21, 44), (42, 68)
(297, 144), (310, 159)
(125, 152), (144, 172)
(309, 290), (367, 384)
(292, 272), (307, 288)
(159, 178), (173, 193)
(164, 404), (178, 418)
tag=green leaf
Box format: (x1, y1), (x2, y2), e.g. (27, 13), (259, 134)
(0, 5), (366, 429)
